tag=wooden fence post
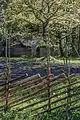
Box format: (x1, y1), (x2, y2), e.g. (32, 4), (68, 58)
(5, 66), (11, 112)
(47, 75), (52, 114)
(66, 77), (71, 120)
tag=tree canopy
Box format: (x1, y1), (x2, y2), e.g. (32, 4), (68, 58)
(4, 0), (80, 33)
(0, 0), (80, 56)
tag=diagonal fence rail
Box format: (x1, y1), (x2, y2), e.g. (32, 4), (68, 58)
(0, 73), (80, 118)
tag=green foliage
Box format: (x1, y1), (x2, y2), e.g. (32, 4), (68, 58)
(1, 0), (80, 38)
(0, 0), (80, 57)
(0, 109), (80, 120)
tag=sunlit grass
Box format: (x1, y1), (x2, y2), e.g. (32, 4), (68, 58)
(0, 57), (80, 64)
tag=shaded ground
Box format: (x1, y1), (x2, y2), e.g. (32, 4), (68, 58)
(0, 60), (80, 79)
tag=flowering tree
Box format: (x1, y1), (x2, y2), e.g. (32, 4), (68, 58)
(0, 0), (80, 56)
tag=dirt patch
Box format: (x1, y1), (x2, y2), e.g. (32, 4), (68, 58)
(0, 60), (80, 79)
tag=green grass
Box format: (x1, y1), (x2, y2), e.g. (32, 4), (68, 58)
(0, 57), (80, 64)
(0, 57), (40, 61)
(56, 57), (80, 64)
(0, 76), (79, 120)
(0, 57), (80, 119)
(0, 109), (80, 120)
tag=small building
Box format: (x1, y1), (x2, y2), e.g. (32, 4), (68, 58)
(0, 35), (54, 57)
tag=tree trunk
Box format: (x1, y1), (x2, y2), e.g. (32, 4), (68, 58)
(71, 28), (77, 57)
(78, 26), (80, 55)
(59, 39), (64, 57)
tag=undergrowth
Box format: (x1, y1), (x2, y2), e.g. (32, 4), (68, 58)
(0, 109), (80, 120)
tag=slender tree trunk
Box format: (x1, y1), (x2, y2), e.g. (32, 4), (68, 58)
(59, 38), (64, 57)
(78, 26), (80, 55)
(71, 28), (77, 57)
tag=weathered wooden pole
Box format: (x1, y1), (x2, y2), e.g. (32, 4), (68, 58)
(5, 33), (11, 112)
(65, 30), (71, 120)
(47, 33), (52, 114)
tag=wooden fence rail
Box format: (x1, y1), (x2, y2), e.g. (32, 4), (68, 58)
(0, 73), (80, 118)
